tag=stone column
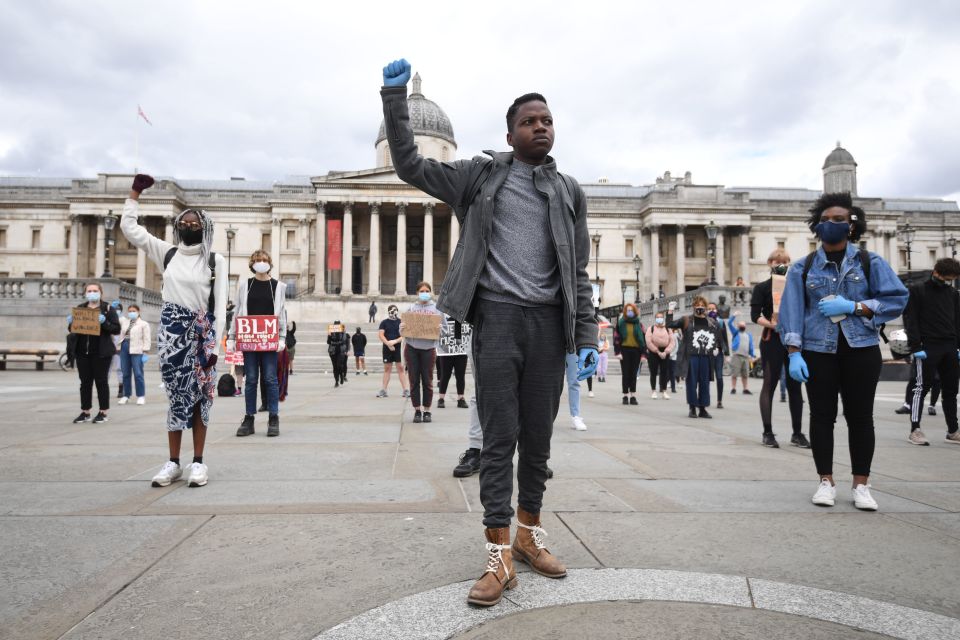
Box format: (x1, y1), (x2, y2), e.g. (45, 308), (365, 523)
(449, 215), (460, 262)
(395, 203), (407, 295)
(424, 202), (434, 286)
(641, 228), (651, 297)
(649, 224), (660, 296)
(341, 202), (353, 297)
(715, 226), (726, 285)
(270, 215), (282, 276)
(164, 215), (174, 243)
(675, 224), (686, 294)
(94, 220), (106, 277)
(68, 215), (80, 278)
(368, 203), (381, 296)
(314, 202), (326, 294)
(739, 227), (750, 286)
(298, 214), (309, 295)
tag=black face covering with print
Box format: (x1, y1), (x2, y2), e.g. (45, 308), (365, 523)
(180, 229), (203, 246)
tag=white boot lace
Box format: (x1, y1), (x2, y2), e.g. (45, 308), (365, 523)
(516, 522), (548, 549)
(483, 543), (511, 574)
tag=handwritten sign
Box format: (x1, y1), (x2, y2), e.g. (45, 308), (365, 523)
(70, 307), (101, 336)
(224, 347), (244, 365)
(771, 274), (787, 314)
(235, 315), (279, 352)
(327, 324), (345, 334)
(438, 317), (472, 356)
(401, 312), (441, 341)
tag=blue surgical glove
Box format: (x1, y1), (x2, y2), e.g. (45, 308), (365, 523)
(788, 351), (809, 383)
(913, 350), (927, 360)
(67, 314), (73, 325)
(382, 58), (411, 87)
(141, 354), (149, 364)
(817, 295), (855, 318)
(577, 347), (599, 381)
(98, 313), (106, 324)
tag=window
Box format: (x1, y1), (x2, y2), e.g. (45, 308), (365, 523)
(930, 249), (937, 264)
(624, 238), (634, 257)
(261, 232), (271, 252)
(25, 271), (43, 278)
(31, 229), (41, 250)
(286, 229), (297, 250)
(658, 238), (664, 257)
(900, 249), (908, 266)
(64, 226), (71, 249)
(749, 239), (755, 259)
(0, 228), (6, 248)
(777, 240), (785, 250)
(59, 272), (68, 278)
(685, 239), (695, 258)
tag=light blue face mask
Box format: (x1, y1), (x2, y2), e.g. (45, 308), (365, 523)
(128, 312), (139, 320)
(85, 291), (101, 303)
(418, 292), (431, 302)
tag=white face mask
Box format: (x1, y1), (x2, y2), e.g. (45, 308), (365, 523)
(252, 261), (271, 274)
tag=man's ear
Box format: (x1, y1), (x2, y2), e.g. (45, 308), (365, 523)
(506, 132), (513, 148)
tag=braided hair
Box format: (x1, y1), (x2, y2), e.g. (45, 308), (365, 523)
(173, 208), (215, 273)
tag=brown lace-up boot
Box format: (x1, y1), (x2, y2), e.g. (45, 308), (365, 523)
(466, 527), (517, 606)
(512, 506), (567, 578)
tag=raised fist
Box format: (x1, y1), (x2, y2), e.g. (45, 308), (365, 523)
(132, 174), (155, 193)
(382, 59), (411, 87)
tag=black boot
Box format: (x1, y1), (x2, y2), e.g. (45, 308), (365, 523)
(236, 415), (255, 437)
(453, 448), (481, 477)
(413, 410), (423, 423)
(267, 414), (280, 437)
(698, 407), (713, 419)
(437, 398), (445, 409)
(688, 406), (698, 418)
(423, 411), (432, 423)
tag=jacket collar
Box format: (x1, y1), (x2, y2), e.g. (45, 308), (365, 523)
(815, 242), (858, 277)
(484, 150), (559, 181)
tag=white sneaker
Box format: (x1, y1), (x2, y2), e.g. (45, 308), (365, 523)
(811, 479), (836, 506)
(946, 431), (960, 444)
(187, 462), (208, 487)
(662, 391), (671, 400)
(136, 397), (145, 405)
(651, 391), (659, 399)
(118, 397), (129, 405)
(588, 391), (595, 398)
(853, 484), (878, 511)
(571, 416), (587, 431)
(151, 461), (182, 487)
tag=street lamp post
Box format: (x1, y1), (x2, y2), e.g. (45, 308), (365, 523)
(591, 231), (602, 304)
(902, 222), (915, 273)
(101, 211), (116, 278)
(632, 254), (641, 304)
(705, 220), (718, 285)
(226, 226), (237, 286)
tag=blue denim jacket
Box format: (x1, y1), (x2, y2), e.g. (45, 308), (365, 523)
(778, 243), (908, 354)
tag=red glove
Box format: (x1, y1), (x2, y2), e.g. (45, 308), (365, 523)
(132, 174), (155, 193)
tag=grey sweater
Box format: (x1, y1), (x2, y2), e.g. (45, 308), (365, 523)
(477, 159), (561, 307)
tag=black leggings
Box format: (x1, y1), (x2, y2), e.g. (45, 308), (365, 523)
(648, 355), (668, 391)
(76, 355), (111, 412)
(804, 336), (881, 477)
(620, 347), (642, 394)
(404, 345), (436, 408)
(759, 335), (803, 435)
(438, 354), (467, 396)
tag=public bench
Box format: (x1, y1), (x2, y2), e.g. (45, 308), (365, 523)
(0, 349), (61, 371)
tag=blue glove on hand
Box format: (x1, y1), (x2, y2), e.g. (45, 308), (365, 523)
(98, 314), (106, 324)
(788, 351), (809, 383)
(67, 314), (73, 326)
(577, 347), (599, 381)
(913, 350), (927, 360)
(817, 295), (855, 318)
(382, 58), (411, 87)
(141, 354), (149, 364)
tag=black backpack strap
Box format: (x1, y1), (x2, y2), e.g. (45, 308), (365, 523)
(800, 251), (816, 287)
(163, 247), (177, 270)
(859, 247), (872, 292)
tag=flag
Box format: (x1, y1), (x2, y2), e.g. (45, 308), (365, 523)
(137, 104), (153, 126)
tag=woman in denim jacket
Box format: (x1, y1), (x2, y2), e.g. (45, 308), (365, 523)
(779, 193), (908, 511)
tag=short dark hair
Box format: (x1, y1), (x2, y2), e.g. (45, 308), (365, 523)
(934, 258), (960, 277)
(506, 93), (547, 132)
(806, 192), (867, 242)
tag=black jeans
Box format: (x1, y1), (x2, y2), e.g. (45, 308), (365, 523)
(438, 354), (467, 395)
(620, 347), (642, 394)
(759, 335), (803, 435)
(804, 336), (881, 477)
(713, 353), (725, 402)
(908, 340), (959, 433)
(76, 354), (111, 412)
(404, 345), (437, 408)
(473, 299), (565, 528)
(648, 355), (669, 391)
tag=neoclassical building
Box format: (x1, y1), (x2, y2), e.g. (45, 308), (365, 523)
(1, 74), (957, 321)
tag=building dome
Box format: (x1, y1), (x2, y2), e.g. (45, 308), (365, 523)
(376, 73), (456, 146)
(823, 141), (857, 169)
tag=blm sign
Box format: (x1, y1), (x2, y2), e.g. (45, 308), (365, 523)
(235, 315), (280, 352)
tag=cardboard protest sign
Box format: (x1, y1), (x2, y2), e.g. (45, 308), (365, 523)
(235, 315), (280, 351)
(438, 317), (472, 356)
(224, 348), (244, 365)
(70, 307), (101, 336)
(327, 324), (345, 333)
(401, 312), (441, 340)
(771, 274), (787, 315)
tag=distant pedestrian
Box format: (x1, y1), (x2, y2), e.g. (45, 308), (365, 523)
(707, 302), (729, 408)
(726, 316), (754, 395)
(566, 350), (588, 430)
(597, 328), (609, 383)
(614, 302), (646, 406)
(669, 295), (726, 419)
(369, 301), (378, 323)
(352, 327), (368, 375)
(377, 304), (408, 398)
(285, 320), (297, 375)
(118, 304), (151, 405)
(402, 282), (442, 423)
(109, 299), (124, 398)
(67, 282), (121, 424)
(327, 321), (350, 387)
(645, 311), (675, 399)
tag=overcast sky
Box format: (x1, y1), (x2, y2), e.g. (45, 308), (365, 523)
(1, 0), (958, 201)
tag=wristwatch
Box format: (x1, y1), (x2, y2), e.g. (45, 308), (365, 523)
(854, 302), (864, 316)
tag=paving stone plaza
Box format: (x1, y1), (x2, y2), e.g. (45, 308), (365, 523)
(2, 366), (959, 639)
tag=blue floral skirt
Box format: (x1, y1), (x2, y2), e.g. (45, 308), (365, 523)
(158, 302), (217, 431)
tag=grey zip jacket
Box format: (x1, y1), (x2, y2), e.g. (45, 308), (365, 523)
(380, 86), (598, 353)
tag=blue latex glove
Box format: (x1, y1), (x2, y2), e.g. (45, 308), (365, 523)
(67, 314), (73, 326)
(577, 347), (599, 381)
(913, 350), (927, 360)
(817, 295), (855, 318)
(382, 58), (411, 87)
(788, 351), (809, 383)
(98, 313), (106, 324)
(111, 300), (121, 310)
(141, 354), (149, 364)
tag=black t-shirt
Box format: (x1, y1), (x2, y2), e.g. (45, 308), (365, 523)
(247, 278), (276, 316)
(751, 278), (774, 322)
(825, 249), (845, 266)
(379, 317), (401, 341)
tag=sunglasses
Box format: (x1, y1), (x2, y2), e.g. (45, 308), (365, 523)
(177, 222), (203, 231)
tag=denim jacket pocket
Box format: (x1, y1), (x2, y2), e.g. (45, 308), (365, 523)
(806, 276), (833, 301)
(842, 272), (869, 301)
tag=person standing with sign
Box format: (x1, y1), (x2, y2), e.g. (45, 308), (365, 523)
(327, 322), (350, 386)
(121, 174), (228, 489)
(668, 295), (726, 418)
(228, 250), (287, 438)
(67, 282), (122, 423)
(437, 314), (470, 409)
(401, 282), (442, 423)
(779, 193), (908, 510)
(377, 305), (409, 398)
(118, 304), (151, 406)
(380, 59), (598, 607)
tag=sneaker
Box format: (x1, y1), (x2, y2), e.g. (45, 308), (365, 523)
(402, 389), (410, 399)
(453, 448), (481, 477)
(622, 396), (629, 405)
(588, 391), (595, 398)
(730, 389), (737, 395)
(742, 390), (753, 395)
(651, 391), (659, 399)
(852, 484), (878, 511)
(458, 398), (469, 409)
(376, 389), (388, 398)
(92, 412), (108, 424)
(662, 391), (670, 400)
(258, 404), (267, 413)
(151, 461), (182, 487)
(136, 397), (145, 405)
(716, 402), (724, 409)
(945, 431), (960, 444)
(908, 429), (930, 446)
(355, 371), (360, 375)
(812, 479), (836, 506)
(187, 462), (208, 488)
(571, 416), (587, 431)
(928, 405), (937, 416)
(698, 408), (712, 419)
(790, 433), (811, 448)
(118, 397), (129, 405)
(688, 407), (698, 418)
(413, 410), (423, 423)
(423, 411), (432, 423)
(334, 381), (340, 388)
(236, 415), (255, 437)
(363, 371), (369, 376)
(267, 414), (280, 437)
(72, 412), (91, 423)
(629, 397), (638, 406)
(546, 465), (554, 479)
(780, 396), (787, 403)
(233, 389), (243, 397)
(762, 433), (780, 448)
(438, 398), (446, 408)
(894, 404), (911, 415)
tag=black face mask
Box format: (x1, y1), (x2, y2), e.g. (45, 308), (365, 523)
(771, 264), (788, 276)
(180, 229), (203, 246)
(932, 275), (953, 287)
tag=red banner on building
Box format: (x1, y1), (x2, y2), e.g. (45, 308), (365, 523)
(327, 219), (342, 270)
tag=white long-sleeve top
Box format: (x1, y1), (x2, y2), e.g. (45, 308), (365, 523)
(120, 198), (228, 357)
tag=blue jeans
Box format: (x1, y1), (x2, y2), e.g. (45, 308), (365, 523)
(565, 352), (581, 417)
(686, 354), (712, 408)
(120, 340), (145, 398)
(243, 351), (279, 416)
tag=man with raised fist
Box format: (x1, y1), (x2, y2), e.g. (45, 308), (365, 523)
(380, 59), (598, 606)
